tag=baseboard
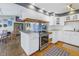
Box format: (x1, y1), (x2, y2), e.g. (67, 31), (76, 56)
(30, 50), (39, 56)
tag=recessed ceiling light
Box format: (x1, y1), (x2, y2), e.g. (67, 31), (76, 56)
(69, 10), (75, 15)
(67, 5), (71, 9)
(41, 8), (45, 10)
(28, 4), (35, 10)
(38, 9), (44, 13)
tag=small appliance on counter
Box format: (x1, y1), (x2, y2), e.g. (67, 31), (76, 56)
(16, 16), (22, 22)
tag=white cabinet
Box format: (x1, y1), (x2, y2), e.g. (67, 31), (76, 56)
(52, 31), (59, 43)
(21, 32), (39, 55)
(29, 33), (39, 55)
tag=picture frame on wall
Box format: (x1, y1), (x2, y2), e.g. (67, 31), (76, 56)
(8, 21), (12, 26)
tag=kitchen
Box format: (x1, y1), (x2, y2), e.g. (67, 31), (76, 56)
(0, 3), (79, 56)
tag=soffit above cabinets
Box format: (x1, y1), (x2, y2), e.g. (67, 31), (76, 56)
(35, 3), (79, 13)
(16, 3), (79, 17)
(16, 3), (51, 16)
(35, 3), (68, 14)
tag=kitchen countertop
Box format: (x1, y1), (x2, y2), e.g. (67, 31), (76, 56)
(51, 31), (79, 46)
(63, 30), (79, 32)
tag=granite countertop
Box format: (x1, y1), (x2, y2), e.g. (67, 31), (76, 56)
(21, 30), (39, 33)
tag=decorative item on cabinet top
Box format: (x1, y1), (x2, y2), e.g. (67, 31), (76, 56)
(14, 18), (49, 32)
(22, 18), (49, 23)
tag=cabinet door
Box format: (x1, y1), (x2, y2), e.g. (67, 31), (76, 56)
(29, 33), (39, 54)
(56, 18), (60, 25)
(20, 32), (30, 55)
(52, 31), (59, 43)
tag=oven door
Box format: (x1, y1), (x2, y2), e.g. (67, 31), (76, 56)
(39, 33), (48, 50)
(41, 36), (48, 46)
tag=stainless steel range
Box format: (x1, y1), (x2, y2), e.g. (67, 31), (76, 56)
(39, 31), (48, 50)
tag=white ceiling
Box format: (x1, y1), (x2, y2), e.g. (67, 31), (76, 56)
(35, 3), (79, 14)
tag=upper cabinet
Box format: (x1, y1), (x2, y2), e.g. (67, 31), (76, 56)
(66, 16), (70, 21)
(65, 14), (79, 21)
(53, 17), (60, 25)
(55, 17), (65, 26)
(72, 15), (78, 20)
(64, 14), (79, 25)
(49, 14), (79, 26)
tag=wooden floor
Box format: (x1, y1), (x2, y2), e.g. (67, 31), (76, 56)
(32, 42), (79, 56)
(55, 41), (79, 56)
(31, 43), (54, 56)
(2, 39), (78, 56)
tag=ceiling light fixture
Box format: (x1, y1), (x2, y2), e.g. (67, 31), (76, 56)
(28, 4), (35, 10)
(38, 9), (44, 13)
(67, 4), (75, 14)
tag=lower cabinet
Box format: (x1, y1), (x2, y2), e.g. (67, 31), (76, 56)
(29, 33), (39, 55)
(51, 31), (59, 43)
(21, 32), (39, 55)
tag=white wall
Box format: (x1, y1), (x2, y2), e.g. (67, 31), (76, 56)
(0, 3), (50, 20)
(0, 16), (15, 32)
(49, 16), (55, 25)
(21, 6), (49, 21)
(0, 3), (22, 32)
(0, 3), (50, 31)
(0, 4), (22, 16)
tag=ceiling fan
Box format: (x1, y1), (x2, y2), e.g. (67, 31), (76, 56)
(67, 4), (76, 14)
